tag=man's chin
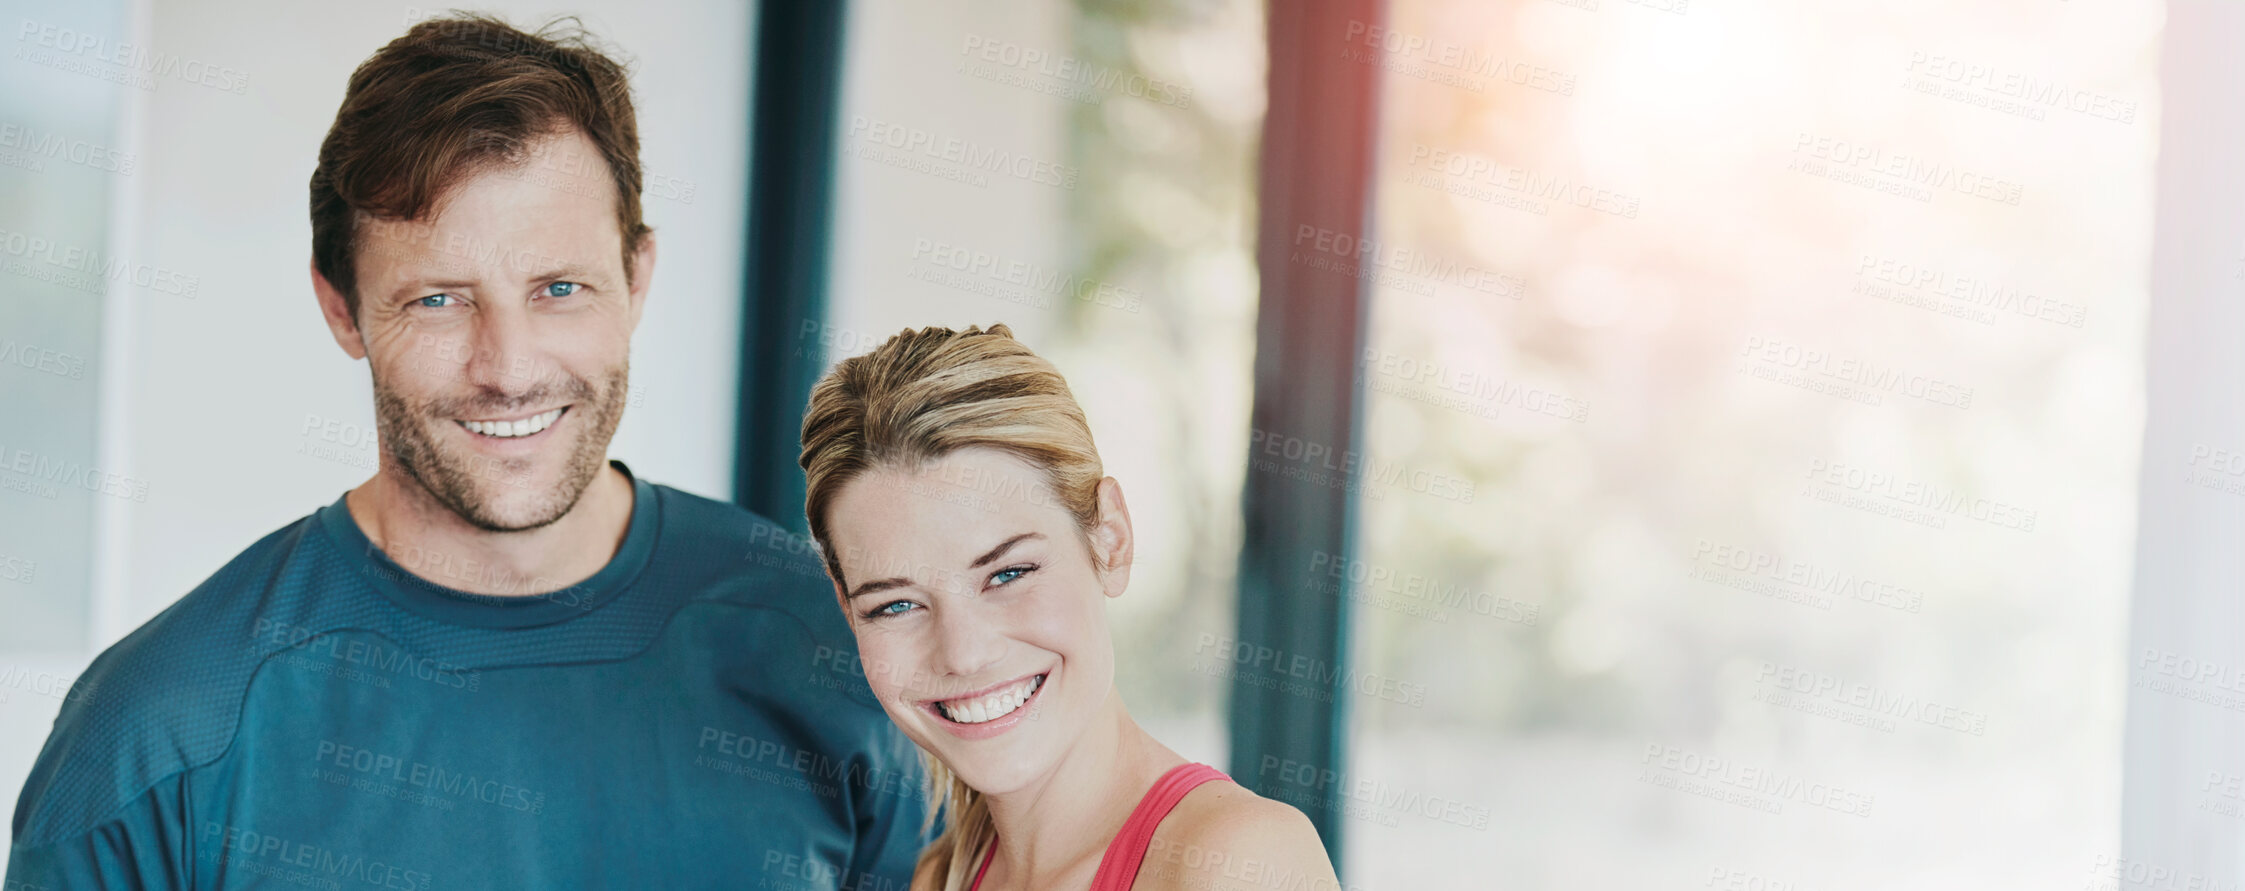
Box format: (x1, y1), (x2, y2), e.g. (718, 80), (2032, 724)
(399, 447), (598, 533)
(454, 493), (576, 533)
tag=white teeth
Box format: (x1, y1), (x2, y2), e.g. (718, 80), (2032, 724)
(939, 674), (1044, 725)
(460, 408), (563, 439)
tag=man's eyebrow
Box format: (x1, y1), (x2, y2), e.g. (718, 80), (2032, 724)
(387, 279), (478, 303)
(845, 577), (913, 602)
(970, 532), (1043, 569)
(522, 264), (602, 285)
(381, 265), (604, 304)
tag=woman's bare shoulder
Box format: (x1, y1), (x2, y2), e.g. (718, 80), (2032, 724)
(1134, 779), (1341, 891)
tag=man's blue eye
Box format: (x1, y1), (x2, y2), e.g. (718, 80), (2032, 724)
(872, 600), (918, 617)
(543, 281), (579, 298)
(416, 294), (454, 308)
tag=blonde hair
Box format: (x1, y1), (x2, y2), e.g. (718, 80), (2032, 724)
(798, 323), (1106, 891)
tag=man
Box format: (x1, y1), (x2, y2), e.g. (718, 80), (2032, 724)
(6, 14), (924, 889)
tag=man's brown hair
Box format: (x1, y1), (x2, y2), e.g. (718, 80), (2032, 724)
(309, 13), (651, 317)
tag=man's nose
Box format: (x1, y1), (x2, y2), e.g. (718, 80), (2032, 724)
(462, 304), (541, 396)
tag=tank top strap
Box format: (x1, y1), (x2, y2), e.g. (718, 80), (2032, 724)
(968, 835), (996, 891)
(1089, 762), (1233, 891)
(965, 763), (1233, 891)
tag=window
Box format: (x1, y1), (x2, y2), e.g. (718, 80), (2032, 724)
(1346, 0), (2154, 883)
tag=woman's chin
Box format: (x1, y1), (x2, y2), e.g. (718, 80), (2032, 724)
(916, 713), (1067, 798)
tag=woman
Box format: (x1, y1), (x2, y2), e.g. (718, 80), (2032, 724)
(799, 324), (1340, 891)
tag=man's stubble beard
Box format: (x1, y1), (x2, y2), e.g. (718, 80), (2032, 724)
(371, 361), (630, 533)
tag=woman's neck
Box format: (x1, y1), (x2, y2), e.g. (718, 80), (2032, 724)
(978, 686), (1185, 889)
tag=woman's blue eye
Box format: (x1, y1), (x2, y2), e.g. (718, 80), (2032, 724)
(542, 281), (579, 298)
(990, 565), (1034, 586)
(416, 294), (455, 308)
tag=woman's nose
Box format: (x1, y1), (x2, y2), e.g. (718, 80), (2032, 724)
(930, 600), (1006, 679)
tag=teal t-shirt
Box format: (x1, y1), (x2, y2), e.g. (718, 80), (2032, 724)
(7, 463), (928, 890)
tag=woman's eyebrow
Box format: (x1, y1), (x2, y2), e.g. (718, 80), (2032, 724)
(844, 533), (1045, 600)
(969, 532), (1044, 569)
(845, 577), (912, 602)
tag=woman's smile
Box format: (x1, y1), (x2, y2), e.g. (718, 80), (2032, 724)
(920, 668), (1053, 740)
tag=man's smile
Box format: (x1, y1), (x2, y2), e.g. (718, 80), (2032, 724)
(455, 406), (568, 439)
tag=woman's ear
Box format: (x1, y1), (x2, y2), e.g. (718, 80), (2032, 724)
(1091, 477), (1133, 599)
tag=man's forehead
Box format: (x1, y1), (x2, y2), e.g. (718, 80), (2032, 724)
(355, 165), (622, 292)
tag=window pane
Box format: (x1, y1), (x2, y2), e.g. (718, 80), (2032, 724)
(1347, 0), (2154, 884)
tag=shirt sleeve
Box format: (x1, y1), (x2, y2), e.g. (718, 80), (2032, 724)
(8, 773), (194, 891)
(844, 732), (934, 889)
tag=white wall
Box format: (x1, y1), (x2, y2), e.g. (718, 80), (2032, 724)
(1, 0), (750, 862)
(2123, 0), (2245, 882)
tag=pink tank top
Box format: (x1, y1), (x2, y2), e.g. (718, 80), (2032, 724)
(967, 762), (1231, 891)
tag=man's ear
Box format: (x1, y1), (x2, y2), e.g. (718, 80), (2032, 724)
(626, 232), (657, 331)
(1092, 476), (1134, 599)
(310, 257), (368, 360)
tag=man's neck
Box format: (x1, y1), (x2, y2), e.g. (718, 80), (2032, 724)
(980, 688), (1184, 889)
(345, 462), (636, 597)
